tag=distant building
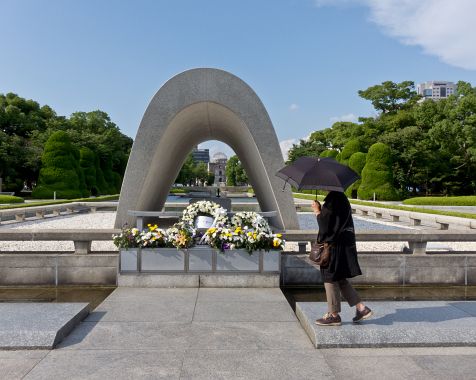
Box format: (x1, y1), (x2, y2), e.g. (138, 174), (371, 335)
(192, 146), (210, 164)
(208, 152), (227, 185)
(417, 81), (456, 100)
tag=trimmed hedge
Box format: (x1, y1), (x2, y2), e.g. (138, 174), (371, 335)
(345, 151), (366, 198)
(0, 194), (120, 210)
(358, 142), (399, 201)
(80, 147), (99, 196)
(0, 195), (24, 204)
(32, 131), (83, 199)
(403, 196), (476, 206)
(100, 155), (118, 194)
(340, 139), (362, 165)
(320, 149), (338, 158)
(95, 155), (109, 195)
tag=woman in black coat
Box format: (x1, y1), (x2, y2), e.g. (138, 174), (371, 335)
(311, 191), (372, 326)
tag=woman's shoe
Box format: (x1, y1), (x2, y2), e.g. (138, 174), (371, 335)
(315, 313), (342, 326)
(353, 306), (372, 323)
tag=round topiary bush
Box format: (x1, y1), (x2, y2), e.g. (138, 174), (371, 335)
(358, 143), (399, 201)
(340, 139), (362, 165)
(32, 131), (83, 199)
(320, 149), (338, 158)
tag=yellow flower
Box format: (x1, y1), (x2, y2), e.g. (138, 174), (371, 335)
(176, 233), (188, 247)
(253, 233), (257, 239)
(273, 239), (280, 247)
(276, 233), (282, 238)
(207, 227), (217, 234)
(234, 227), (242, 233)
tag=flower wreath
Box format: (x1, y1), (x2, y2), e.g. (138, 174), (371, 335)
(181, 200), (229, 227)
(231, 211), (272, 233)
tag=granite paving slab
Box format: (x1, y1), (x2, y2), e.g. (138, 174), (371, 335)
(410, 355), (476, 380)
(296, 301), (476, 348)
(187, 321), (312, 350)
(57, 321), (192, 350)
(179, 349), (334, 380)
(0, 351), (49, 379)
(86, 297), (196, 322)
(323, 354), (429, 380)
(196, 287), (285, 303)
(0, 303), (89, 349)
(103, 287), (198, 302)
(193, 300), (297, 322)
(24, 350), (185, 380)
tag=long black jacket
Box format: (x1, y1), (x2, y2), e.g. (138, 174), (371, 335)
(317, 191), (362, 282)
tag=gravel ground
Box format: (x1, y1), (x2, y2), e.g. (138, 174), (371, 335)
(0, 211), (475, 253)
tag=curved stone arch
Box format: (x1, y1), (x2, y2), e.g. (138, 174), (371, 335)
(115, 68), (298, 230)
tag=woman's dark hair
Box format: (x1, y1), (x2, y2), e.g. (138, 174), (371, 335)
(324, 191), (350, 210)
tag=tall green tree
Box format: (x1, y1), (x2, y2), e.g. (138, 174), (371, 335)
(225, 155), (248, 186)
(176, 154), (195, 185)
(358, 81), (420, 114)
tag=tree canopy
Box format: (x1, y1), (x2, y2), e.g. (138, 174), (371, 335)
(287, 80), (476, 198)
(0, 92), (132, 195)
(226, 155), (248, 186)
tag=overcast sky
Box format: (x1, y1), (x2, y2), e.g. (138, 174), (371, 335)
(2, 0), (475, 159)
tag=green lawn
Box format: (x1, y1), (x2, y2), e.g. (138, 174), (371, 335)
(0, 194), (119, 210)
(403, 196), (476, 206)
(293, 193), (476, 220)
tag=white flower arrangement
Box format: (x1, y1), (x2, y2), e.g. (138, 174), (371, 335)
(140, 224), (170, 248)
(231, 211), (272, 233)
(181, 200), (229, 227)
(113, 204), (285, 253)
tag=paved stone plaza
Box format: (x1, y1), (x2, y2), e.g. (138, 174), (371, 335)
(1, 288), (475, 379)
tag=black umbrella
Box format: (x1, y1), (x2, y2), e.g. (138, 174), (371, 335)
(276, 156), (360, 195)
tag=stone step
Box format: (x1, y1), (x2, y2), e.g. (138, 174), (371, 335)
(296, 301), (476, 348)
(117, 273), (279, 288)
(0, 303), (89, 349)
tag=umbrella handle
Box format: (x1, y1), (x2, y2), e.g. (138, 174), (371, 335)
(281, 179), (289, 192)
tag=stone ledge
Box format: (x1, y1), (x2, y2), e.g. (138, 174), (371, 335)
(200, 274), (279, 288)
(296, 301), (476, 348)
(117, 273), (279, 288)
(0, 303), (89, 349)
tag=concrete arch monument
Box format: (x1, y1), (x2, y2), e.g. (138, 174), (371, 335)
(115, 68), (299, 230)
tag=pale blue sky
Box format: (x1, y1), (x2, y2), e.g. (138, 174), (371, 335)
(1, 0), (475, 158)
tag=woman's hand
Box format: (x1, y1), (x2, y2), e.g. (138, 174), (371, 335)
(311, 200), (321, 216)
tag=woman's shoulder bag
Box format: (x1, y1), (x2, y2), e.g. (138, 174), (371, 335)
(309, 242), (331, 267)
(309, 208), (352, 268)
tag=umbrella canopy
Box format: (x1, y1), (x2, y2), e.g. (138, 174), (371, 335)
(276, 156), (360, 192)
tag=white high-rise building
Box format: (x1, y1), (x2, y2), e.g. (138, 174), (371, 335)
(417, 81), (456, 100)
